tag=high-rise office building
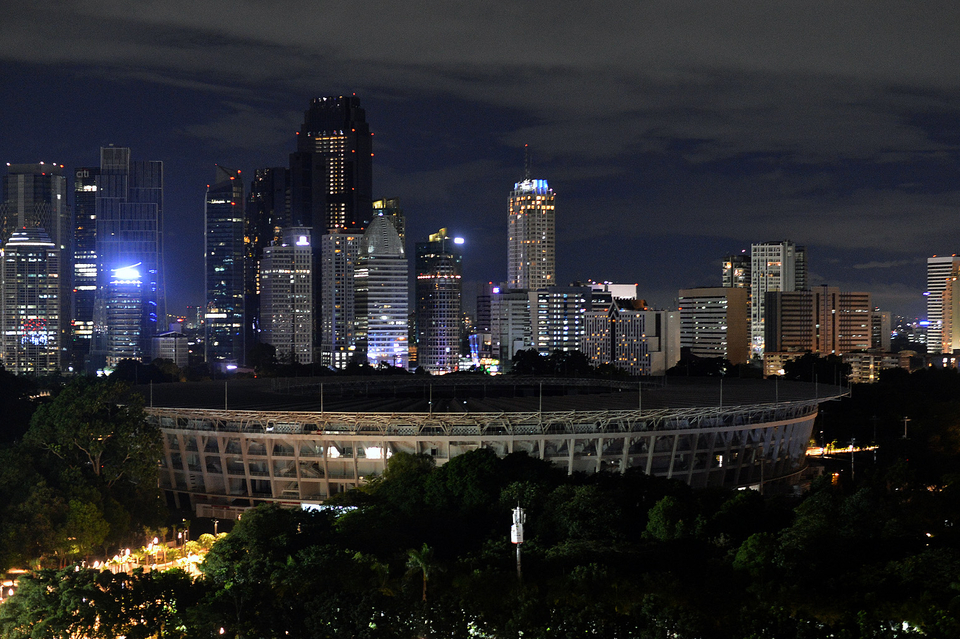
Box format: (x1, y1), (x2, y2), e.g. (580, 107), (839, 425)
(244, 167), (291, 351)
(814, 287), (871, 355)
(528, 285), (591, 354)
(415, 228), (463, 373)
(260, 227), (313, 364)
(490, 286), (532, 366)
(679, 287), (750, 364)
(763, 286), (872, 375)
(582, 303), (680, 376)
(290, 96), (374, 364)
(1, 228), (61, 374)
(93, 147), (164, 367)
(372, 197), (405, 245)
(722, 251), (751, 289)
(290, 96), (373, 233)
(1, 163), (69, 248)
(204, 166), (245, 364)
(926, 255), (960, 354)
(750, 241), (806, 356)
(72, 166), (99, 367)
(507, 174), (555, 290)
(871, 310), (892, 352)
(355, 213), (408, 368)
(320, 231), (361, 368)
(1, 163), (70, 370)
(763, 290), (816, 355)
(104, 263), (144, 367)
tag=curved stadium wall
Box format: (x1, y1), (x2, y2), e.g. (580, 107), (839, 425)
(145, 377), (843, 518)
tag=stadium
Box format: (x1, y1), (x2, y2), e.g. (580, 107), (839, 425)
(142, 376), (846, 519)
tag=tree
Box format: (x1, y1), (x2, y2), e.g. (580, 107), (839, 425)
(248, 342), (277, 375)
(14, 378), (165, 556)
(405, 543), (437, 602)
(0, 364), (40, 443)
(24, 378), (161, 489)
(511, 349), (549, 375)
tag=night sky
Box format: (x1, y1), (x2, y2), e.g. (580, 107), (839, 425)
(2, 2), (958, 319)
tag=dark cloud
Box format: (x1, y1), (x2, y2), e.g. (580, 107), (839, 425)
(1, 1), (958, 318)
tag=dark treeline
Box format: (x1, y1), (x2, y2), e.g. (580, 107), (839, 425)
(5, 361), (960, 636)
(4, 445), (960, 638)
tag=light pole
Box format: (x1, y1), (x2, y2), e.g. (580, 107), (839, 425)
(903, 416), (911, 439)
(511, 506), (525, 581)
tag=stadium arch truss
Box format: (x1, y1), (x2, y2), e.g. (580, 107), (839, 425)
(149, 395), (831, 516)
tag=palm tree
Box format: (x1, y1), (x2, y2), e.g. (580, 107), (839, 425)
(405, 543), (436, 602)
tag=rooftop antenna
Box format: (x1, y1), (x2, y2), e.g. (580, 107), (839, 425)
(524, 144), (531, 181)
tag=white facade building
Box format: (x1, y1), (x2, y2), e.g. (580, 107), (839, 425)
(260, 228), (313, 364)
(528, 286), (591, 354)
(750, 241), (806, 356)
(927, 255), (960, 354)
(490, 286), (532, 366)
(151, 331), (189, 368)
(679, 287), (750, 364)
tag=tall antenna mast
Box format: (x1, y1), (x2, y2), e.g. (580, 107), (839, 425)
(524, 144), (531, 181)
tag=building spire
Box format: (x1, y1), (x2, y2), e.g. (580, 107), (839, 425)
(524, 144), (531, 181)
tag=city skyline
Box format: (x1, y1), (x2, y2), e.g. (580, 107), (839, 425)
(1, 3), (958, 319)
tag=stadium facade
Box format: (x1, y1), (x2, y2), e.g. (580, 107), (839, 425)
(145, 377), (844, 519)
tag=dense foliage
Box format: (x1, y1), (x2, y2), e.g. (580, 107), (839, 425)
(4, 446), (960, 638)
(0, 377), (165, 570)
(6, 363), (960, 636)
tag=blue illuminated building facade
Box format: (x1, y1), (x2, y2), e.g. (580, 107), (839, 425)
(355, 213), (408, 368)
(105, 264), (144, 367)
(204, 165), (245, 365)
(93, 146), (164, 369)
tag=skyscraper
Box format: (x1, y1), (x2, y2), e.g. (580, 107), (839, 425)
(415, 228), (463, 373)
(320, 231), (361, 368)
(104, 263), (144, 367)
(93, 147), (164, 368)
(244, 167), (290, 352)
(72, 166), (99, 368)
(204, 165), (245, 364)
(722, 251), (751, 288)
(355, 213), (408, 368)
(260, 227), (313, 364)
(290, 96), (373, 233)
(372, 197), (405, 245)
(1, 228), (61, 374)
(507, 172), (555, 290)
(1, 163), (70, 370)
(750, 240), (806, 356)
(926, 255), (960, 354)
(290, 96), (374, 363)
(1, 163), (69, 248)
